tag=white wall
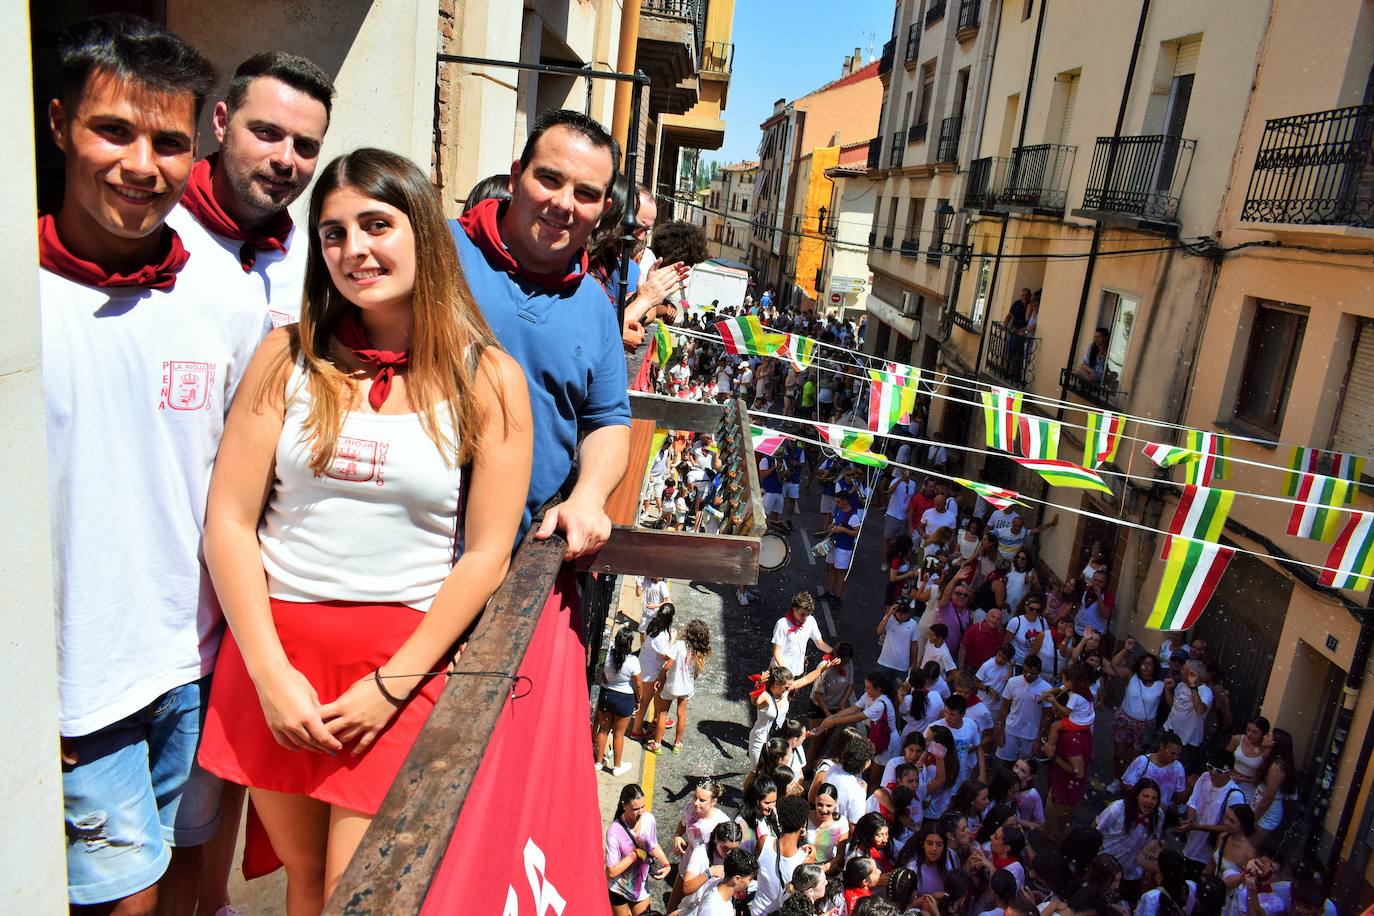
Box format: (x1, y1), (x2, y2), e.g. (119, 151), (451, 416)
(4, 0), (66, 909)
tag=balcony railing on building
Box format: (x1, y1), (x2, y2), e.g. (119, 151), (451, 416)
(1060, 367), (1127, 408)
(985, 321), (1039, 387)
(890, 132), (906, 168)
(964, 155), (1008, 210)
(1078, 134), (1196, 224)
(642, 0), (706, 56)
(1003, 143), (1075, 212)
(882, 233), (894, 250)
(908, 121), (928, 143)
(937, 116), (961, 163)
(957, 0), (981, 31)
(1241, 103), (1374, 228)
(951, 310), (980, 333)
(905, 23), (921, 63)
(867, 136), (882, 169)
(700, 40), (734, 75)
(900, 238), (920, 257)
(878, 37), (895, 76)
(926, 0), (947, 27)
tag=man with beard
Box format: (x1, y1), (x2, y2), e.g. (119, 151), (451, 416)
(168, 52), (333, 328)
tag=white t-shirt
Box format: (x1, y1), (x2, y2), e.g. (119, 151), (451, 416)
(900, 690), (945, 735)
(1095, 798), (1160, 880)
(996, 525), (1030, 560)
(920, 502), (958, 537)
(858, 693), (902, 764)
(680, 806), (731, 860)
(1122, 754), (1188, 807)
(921, 641), (957, 673)
(987, 507), (1021, 536)
(640, 577), (671, 615)
(1065, 692), (1095, 727)
(751, 843), (809, 916)
(639, 630), (675, 681)
(697, 888), (740, 916)
(1164, 682), (1213, 746)
(772, 615), (822, 676)
(975, 657), (1012, 707)
(877, 616), (920, 672)
(1004, 614), (1048, 665)
(1120, 675), (1166, 722)
(947, 717), (983, 781)
(1183, 776), (1243, 862)
(1001, 674), (1052, 739)
(41, 253), (268, 736)
(886, 477), (918, 520)
(663, 640), (697, 699)
(823, 767), (869, 825)
(604, 654), (641, 693)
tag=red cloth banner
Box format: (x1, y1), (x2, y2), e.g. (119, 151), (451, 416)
(421, 571), (610, 915)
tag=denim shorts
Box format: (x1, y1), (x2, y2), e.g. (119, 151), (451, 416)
(63, 676), (223, 905)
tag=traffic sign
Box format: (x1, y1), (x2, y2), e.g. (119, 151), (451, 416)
(830, 293), (843, 304)
(830, 276), (866, 293)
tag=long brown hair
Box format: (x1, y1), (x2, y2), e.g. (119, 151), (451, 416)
(264, 148), (500, 472)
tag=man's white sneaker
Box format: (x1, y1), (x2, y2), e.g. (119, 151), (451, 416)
(608, 762), (634, 776)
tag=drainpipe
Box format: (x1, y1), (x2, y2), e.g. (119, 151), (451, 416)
(1056, 0), (1151, 420)
(611, 0), (643, 169)
(1321, 609), (1374, 902)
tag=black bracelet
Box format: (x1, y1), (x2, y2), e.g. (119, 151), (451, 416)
(372, 669), (409, 706)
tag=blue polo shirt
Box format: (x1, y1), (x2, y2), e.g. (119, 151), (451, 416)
(450, 221), (631, 536)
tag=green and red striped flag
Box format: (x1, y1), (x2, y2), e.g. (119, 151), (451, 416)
(1014, 456), (1113, 494)
(1147, 538), (1235, 631)
(954, 476), (1026, 510)
(751, 424), (787, 456)
(1142, 441), (1197, 468)
(1161, 485), (1235, 560)
(1330, 452), (1366, 504)
(1017, 415), (1061, 461)
(1082, 410), (1124, 467)
(816, 423), (888, 467)
(1286, 473), (1351, 542)
(1319, 510), (1374, 590)
(1284, 446), (1321, 497)
(868, 364), (920, 434)
(652, 320), (674, 368)
(714, 315), (776, 355)
(780, 333), (817, 370)
(1182, 431), (1230, 484)
(981, 387), (1023, 452)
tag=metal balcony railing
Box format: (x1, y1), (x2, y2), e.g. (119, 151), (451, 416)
(869, 230), (877, 246)
(700, 40), (734, 75)
(905, 22), (921, 62)
(878, 37), (895, 76)
(1241, 104), (1374, 228)
(964, 155), (1008, 210)
(1080, 133), (1196, 223)
(890, 131), (906, 168)
(951, 310), (980, 332)
(958, 0), (981, 30)
(985, 321), (1039, 387)
(926, 0), (947, 26)
(937, 116), (962, 162)
(900, 239), (920, 257)
(867, 136), (882, 169)
(882, 233), (895, 250)
(1061, 367), (1127, 408)
(908, 122), (928, 143)
(1003, 143), (1075, 211)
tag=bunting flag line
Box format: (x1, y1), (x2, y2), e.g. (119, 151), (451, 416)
(1319, 511), (1374, 590)
(1142, 441), (1198, 468)
(1286, 473), (1351, 542)
(1147, 538), (1235, 631)
(1183, 431), (1230, 484)
(868, 365), (920, 434)
(1162, 485), (1235, 560)
(981, 387), (1023, 452)
(781, 333), (816, 371)
(815, 423), (888, 467)
(1013, 457), (1114, 494)
(1017, 415), (1062, 461)
(652, 320), (674, 368)
(867, 363), (922, 389)
(750, 425), (787, 456)
(1083, 411), (1124, 468)
(714, 315), (774, 355)
(954, 476), (1027, 510)
(1284, 446), (1321, 498)
(1330, 452), (1366, 504)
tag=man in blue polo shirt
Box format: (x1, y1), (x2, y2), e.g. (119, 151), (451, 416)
(452, 109), (631, 557)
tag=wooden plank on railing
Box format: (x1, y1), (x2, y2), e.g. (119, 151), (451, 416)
(324, 531), (566, 915)
(604, 418), (657, 527)
(578, 526), (760, 584)
(629, 390), (721, 432)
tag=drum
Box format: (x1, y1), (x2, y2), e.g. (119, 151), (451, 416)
(811, 535), (834, 559)
(759, 532), (791, 571)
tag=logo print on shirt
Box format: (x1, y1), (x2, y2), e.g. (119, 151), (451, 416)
(160, 361), (216, 411)
(268, 309), (293, 328)
(324, 437), (390, 485)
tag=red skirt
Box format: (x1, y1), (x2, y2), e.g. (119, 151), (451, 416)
(198, 597), (446, 816)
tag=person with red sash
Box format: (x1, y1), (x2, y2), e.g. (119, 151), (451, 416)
(168, 52), (333, 330)
(195, 148), (533, 913)
(38, 15), (262, 912)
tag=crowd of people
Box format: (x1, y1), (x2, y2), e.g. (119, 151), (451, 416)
(601, 297), (1335, 916)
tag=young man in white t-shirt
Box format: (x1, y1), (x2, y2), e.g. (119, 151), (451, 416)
(941, 695), (985, 785)
(1121, 731), (1188, 809)
(876, 600), (920, 684)
(920, 623), (957, 674)
(693, 848), (759, 915)
(772, 592), (833, 678)
(995, 655), (1051, 762)
(1163, 659), (1213, 770)
(882, 467), (918, 553)
(919, 493), (958, 541)
(987, 505), (1021, 537)
(40, 18), (262, 912)
(750, 797), (812, 915)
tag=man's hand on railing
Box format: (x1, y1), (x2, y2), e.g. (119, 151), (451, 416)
(535, 493), (612, 560)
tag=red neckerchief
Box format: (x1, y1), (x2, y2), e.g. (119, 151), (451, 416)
(334, 311), (409, 410)
(38, 213), (189, 291)
(179, 153), (292, 271)
(1136, 813), (1155, 830)
(785, 611), (804, 634)
(965, 691), (982, 708)
(993, 853), (1018, 869)
(458, 197), (588, 292)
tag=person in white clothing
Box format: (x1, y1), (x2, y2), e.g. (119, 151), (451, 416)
(1108, 640), (1165, 790)
(772, 592), (834, 678)
(199, 149), (532, 911)
(1179, 758), (1244, 866)
(1163, 659), (1213, 769)
(749, 663), (834, 766)
(882, 468), (919, 554)
(876, 601), (920, 684)
(593, 628), (643, 775)
(751, 797), (813, 915)
(814, 673), (902, 776)
(1094, 779), (1163, 886)
(995, 656), (1051, 762)
(630, 605), (677, 744)
(635, 575), (671, 632)
(1121, 732), (1187, 810)
(656, 620), (712, 753)
(41, 18), (242, 912)
(692, 848), (759, 915)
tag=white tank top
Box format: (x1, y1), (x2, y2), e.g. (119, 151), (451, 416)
(259, 361), (462, 610)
